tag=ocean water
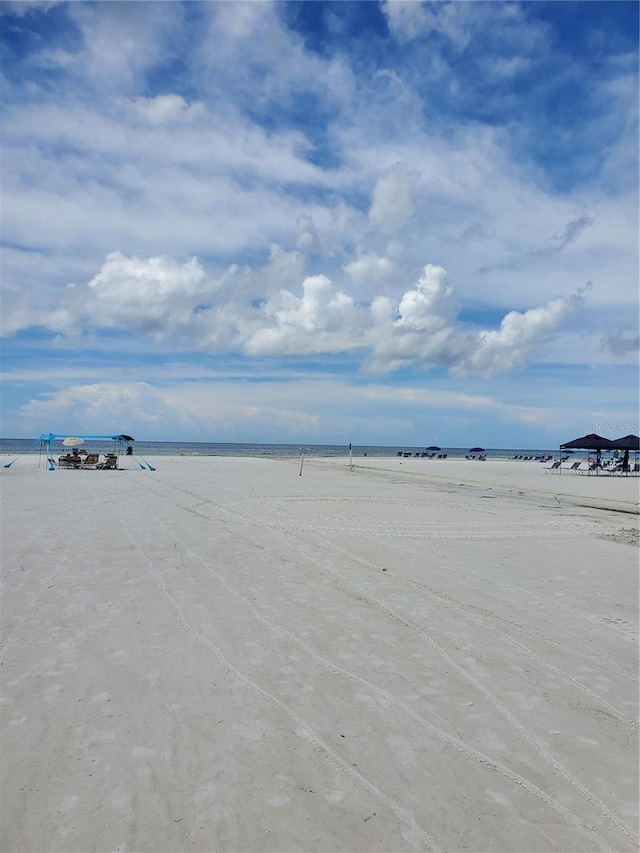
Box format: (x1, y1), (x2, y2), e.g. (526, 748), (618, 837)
(0, 437), (563, 461)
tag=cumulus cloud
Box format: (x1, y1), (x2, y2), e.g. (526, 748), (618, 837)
(18, 251), (585, 378)
(343, 250), (396, 287)
(454, 293), (584, 377)
(50, 252), (210, 336)
(244, 274), (360, 356)
(369, 162), (421, 234)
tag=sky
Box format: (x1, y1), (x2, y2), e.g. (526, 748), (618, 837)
(0, 0), (638, 448)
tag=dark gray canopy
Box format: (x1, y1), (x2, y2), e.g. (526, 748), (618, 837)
(611, 434), (640, 450)
(560, 433), (618, 450)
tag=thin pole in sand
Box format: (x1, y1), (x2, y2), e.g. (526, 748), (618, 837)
(349, 442), (353, 471)
(299, 449), (304, 476)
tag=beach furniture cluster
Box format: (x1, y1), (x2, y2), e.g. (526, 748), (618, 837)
(55, 451), (118, 469)
(544, 432), (639, 475)
(512, 454), (553, 461)
(396, 451), (448, 458)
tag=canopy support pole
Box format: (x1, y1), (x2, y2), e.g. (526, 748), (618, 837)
(3, 436), (44, 469)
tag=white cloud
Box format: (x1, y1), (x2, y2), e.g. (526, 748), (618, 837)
(14, 252), (585, 379)
(64, 2), (185, 93)
(456, 293), (583, 377)
(17, 377), (554, 445)
(0, 1), (63, 17)
(369, 162), (421, 235)
(381, 1), (431, 44)
(296, 215), (322, 255)
(244, 274), (360, 356)
(343, 250), (396, 288)
(132, 94), (205, 126)
(49, 252), (209, 336)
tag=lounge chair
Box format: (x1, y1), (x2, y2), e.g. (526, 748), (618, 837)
(81, 453), (100, 468)
(546, 460), (561, 472)
(606, 464), (624, 475)
(97, 454), (118, 470)
(569, 461), (581, 471)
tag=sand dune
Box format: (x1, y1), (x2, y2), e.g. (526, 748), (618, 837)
(1, 455), (638, 852)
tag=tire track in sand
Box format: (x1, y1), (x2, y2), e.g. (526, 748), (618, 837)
(117, 506), (441, 853)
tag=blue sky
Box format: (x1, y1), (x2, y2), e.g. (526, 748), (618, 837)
(1, 1), (638, 447)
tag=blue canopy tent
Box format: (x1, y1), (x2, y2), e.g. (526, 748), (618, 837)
(4, 434), (155, 471)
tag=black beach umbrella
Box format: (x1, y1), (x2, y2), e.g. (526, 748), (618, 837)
(426, 446), (441, 451)
(560, 433), (617, 450)
(469, 447), (485, 453)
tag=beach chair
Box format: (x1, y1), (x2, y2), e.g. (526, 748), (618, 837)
(569, 461), (581, 471)
(97, 454), (118, 470)
(82, 453), (100, 468)
(546, 460), (561, 472)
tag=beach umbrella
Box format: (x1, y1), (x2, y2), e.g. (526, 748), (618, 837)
(611, 434), (639, 450)
(560, 433), (617, 450)
(426, 446), (441, 451)
(469, 447), (485, 453)
(63, 436), (84, 447)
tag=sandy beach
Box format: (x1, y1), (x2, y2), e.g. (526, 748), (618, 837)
(1, 454), (638, 853)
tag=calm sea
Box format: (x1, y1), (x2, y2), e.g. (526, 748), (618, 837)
(0, 437), (562, 461)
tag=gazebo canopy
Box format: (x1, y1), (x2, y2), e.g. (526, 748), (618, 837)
(560, 433), (618, 450)
(4, 433), (138, 470)
(611, 434), (640, 450)
(37, 433), (134, 443)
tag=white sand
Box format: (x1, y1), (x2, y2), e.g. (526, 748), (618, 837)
(1, 455), (638, 853)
